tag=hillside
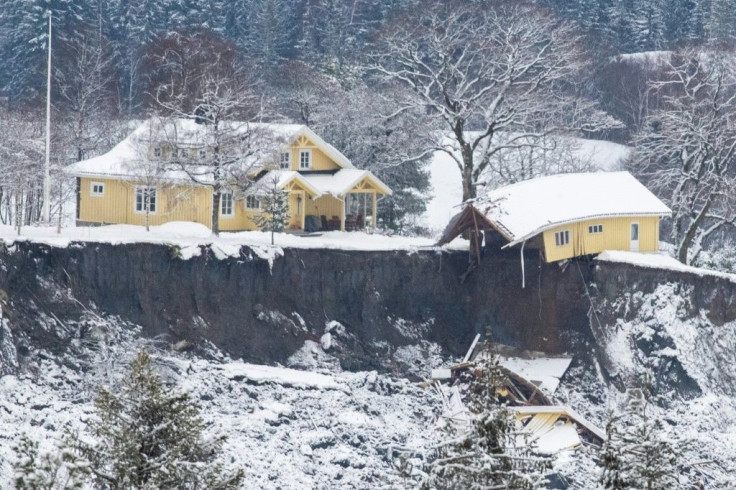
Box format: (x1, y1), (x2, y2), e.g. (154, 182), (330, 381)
(1, 234), (735, 487)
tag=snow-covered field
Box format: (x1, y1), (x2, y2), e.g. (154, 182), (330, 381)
(0, 222), (467, 255)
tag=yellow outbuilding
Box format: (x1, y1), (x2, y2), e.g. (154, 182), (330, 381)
(66, 119), (392, 232)
(438, 171), (671, 263)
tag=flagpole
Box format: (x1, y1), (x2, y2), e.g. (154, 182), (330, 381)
(43, 12), (51, 223)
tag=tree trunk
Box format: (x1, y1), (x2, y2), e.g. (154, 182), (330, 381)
(461, 145), (476, 202)
(211, 188), (220, 236)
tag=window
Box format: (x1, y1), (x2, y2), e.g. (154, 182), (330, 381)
(588, 224), (603, 234)
(177, 148), (189, 159)
(221, 191), (234, 217)
(554, 230), (570, 246)
(153, 147), (162, 158)
(245, 195), (261, 210)
(280, 152), (291, 169)
(299, 149), (312, 169)
(90, 182), (105, 197)
(199, 149), (207, 161)
(135, 187), (157, 214)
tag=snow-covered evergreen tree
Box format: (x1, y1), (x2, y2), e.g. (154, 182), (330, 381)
(422, 356), (550, 489)
(66, 350), (243, 489)
(251, 175), (290, 244)
(13, 433), (89, 490)
(599, 390), (682, 489)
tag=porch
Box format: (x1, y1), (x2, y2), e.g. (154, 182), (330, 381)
(303, 192), (379, 232)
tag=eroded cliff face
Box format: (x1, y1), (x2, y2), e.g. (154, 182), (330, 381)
(588, 260), (736, 397)
(1, 239), (736, 397)
(0, 242), (591, 371)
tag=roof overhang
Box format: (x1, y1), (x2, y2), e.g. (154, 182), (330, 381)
(500, 211), (672, 249)
(288, 126), (355, 170)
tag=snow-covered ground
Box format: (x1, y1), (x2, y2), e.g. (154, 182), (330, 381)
(597, 250), (736, 283)
(0, 324), (441, 489)
(422, 136), (632, 233)
(0, 222), (467, 254)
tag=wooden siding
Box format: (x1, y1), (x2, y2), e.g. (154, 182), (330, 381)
(542, 216), (660, 262)
(284, 136), (341, 171)
(78, 177), (212, 227)
(305, 194), (343, 220)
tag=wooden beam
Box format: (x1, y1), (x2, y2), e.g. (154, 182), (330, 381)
(340, 195), (346, 231)
(372, 192), (377, 229)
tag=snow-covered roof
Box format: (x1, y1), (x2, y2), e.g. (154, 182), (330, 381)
(300, 169), (393, 196)
(422, 134), (632, 233)
(479, 171), (671, 246)
(513, 405), (606, 442)
(251, 170), (323, 197)
(65, 118), (354, 182)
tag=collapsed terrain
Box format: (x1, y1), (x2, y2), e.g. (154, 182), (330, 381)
(1, 237), (735, 487)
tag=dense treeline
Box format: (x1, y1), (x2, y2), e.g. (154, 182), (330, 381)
(2, 0), (734, 107)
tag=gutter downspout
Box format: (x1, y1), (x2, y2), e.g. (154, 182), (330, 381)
(520, 240), (526, 289)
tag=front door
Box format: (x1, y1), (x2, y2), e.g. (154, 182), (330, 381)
(630, 222), (639, 252)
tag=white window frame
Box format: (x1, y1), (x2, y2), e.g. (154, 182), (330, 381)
(588, 224), (603, 234)
(554, 230), (570, 247)
(245, 195), (261, 211)
(220, 191), (234, 217)
(199, 149), (207, 161)
(299, 149), (312, 169)
(134, 186), (157, 214)
(153, 147), (162, 159)
(280, 151), (291, 169)
(177, 148), (189, 159)
(90, 181), (105, 197)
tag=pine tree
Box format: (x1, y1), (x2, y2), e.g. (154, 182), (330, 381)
(251, 175), (291, 244)
(422, 356), (550, 489)
(0, 0), (91, 101)
(66, 350), (243, 489)
(599, 390), (682, 489)
(707, 0), (736, 40)
(13, 433), (89, 489)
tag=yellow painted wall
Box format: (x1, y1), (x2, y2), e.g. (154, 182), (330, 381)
(542, 216), (661, 262)
(283, 137), (341, 171)
(305, 195), (344, 220)
(78, 177), (212, 228)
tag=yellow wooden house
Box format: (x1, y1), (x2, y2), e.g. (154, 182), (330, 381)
(66, 119), (392, 232)
(438, 172), (671, 262)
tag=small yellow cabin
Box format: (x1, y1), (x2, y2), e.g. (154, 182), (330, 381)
(438, 172), (671, 262)
(66, 119), (392, 232)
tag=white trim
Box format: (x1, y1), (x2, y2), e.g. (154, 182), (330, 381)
(299, 149), (312, 170)
(502, 213), (668, 248)
(280, 151), (291, 169)
(220, 191), (234, 218)
(90, 181), (105, 197)
(245, 195), (261, 210)
(630, 222), (640, 252)
(134, 186), (157, 214)
(554, 229), (570, 247)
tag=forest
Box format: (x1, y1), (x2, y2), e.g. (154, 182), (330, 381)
(0, 0), (735, 264)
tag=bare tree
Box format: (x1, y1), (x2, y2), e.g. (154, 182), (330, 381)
(370, 1), (615, 202)
(485, 134), (597, 187)
(634, 48), (736, 264)
(148, 32), (279, 235)
(0, 113), (45, 231)
(55, 32), (117, 164)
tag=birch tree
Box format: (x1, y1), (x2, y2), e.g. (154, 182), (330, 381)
(370, 1), (612, 202)
(633, 48), (736, 264)
(148, 31), (279, 235)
